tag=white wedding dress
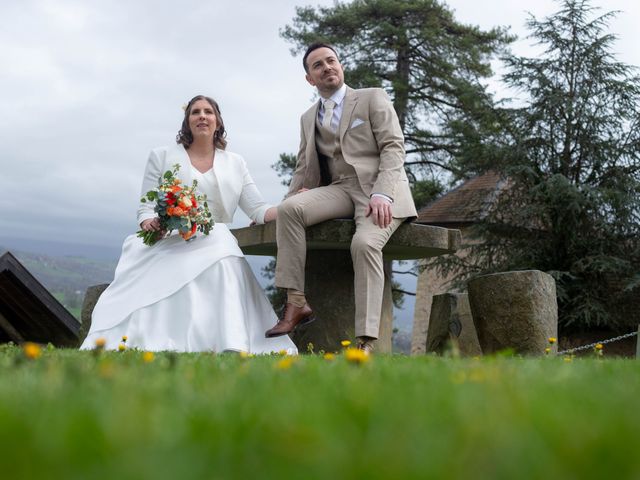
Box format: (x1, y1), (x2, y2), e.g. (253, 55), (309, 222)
(80, 163), (297, 354)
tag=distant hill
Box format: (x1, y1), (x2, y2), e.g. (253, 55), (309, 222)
(0, 236), (120, 261)
(1, 243), (117, 319)
(6, 251), (117, 294)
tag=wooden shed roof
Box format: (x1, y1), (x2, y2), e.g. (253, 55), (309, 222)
(0, 250), (80, 346)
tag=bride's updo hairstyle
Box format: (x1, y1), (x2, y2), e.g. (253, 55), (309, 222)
(176, 95), (227, 150)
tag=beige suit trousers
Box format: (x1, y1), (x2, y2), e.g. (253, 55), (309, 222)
(275, 178), (402, 338)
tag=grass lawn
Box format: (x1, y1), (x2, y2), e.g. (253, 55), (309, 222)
(1, 344), (639, 479)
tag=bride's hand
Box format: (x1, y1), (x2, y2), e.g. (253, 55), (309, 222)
(263, 206), (278, 223)
(141, 218), (162, 232)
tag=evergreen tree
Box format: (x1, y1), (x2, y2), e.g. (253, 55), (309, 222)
(278, 0), (513, 198)
(453, 0), (640, 330)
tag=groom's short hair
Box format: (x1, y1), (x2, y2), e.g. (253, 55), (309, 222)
(302, 42), (340, 73)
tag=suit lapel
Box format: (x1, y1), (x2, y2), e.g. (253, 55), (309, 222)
(339, 87), (357, 141)
(304, 101), (320, 142)
(303, 101), (321, 188)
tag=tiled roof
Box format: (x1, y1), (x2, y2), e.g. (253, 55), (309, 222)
(415, 171), (505, 225)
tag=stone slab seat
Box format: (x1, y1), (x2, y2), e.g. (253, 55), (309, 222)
(233, 219), (460, 260)
(232, 219), (461, 353)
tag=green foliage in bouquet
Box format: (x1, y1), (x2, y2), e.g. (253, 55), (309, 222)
(136, 164), (213, 246)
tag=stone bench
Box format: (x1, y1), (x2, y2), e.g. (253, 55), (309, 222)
(232, 219), (461, 353)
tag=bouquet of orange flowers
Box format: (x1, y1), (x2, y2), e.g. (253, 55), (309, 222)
(136, 163), (213, 246)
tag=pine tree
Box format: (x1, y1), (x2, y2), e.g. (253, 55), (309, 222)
(278, 0), (513, 203)
(456, 0), (640, 330)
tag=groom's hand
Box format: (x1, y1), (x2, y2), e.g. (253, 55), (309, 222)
(366, 196), (392, 229)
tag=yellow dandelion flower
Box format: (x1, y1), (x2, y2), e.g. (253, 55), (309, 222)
(548, 337), (557, 344)
(276, 357), (294, 370)
(121, 335), (128, 343)
(278, 349), (288, 356)
(340, 340), (352, 347)
(544, 347), (551, 354)
(239, 351), (250, 359)
(118, 343), (126, 352)
(94, 337), (106, 348)
(23, 342), (42, 360)
(344, 347), (369, 364)
(595, 343), (603, 350)
(323, 352), (336, 361)
(142, 351), (154, 363)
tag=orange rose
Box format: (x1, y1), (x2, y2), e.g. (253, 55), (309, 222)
(172, 207), (186, 217)
(178, 195), (193, 209)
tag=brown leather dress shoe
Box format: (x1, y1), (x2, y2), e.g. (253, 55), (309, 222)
(265, 303), (315, 338)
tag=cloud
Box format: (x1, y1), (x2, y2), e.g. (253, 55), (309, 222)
(0, 0), (637, 249)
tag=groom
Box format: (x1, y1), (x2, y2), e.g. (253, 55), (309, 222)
(265, 43), (417, 353)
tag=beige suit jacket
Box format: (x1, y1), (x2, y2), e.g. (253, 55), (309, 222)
(287, 86), (417, 219)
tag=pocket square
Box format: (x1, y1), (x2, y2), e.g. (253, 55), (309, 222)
(350, 118), (365, 129)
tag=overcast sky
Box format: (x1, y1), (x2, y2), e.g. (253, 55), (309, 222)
(1, 0), (638, 250)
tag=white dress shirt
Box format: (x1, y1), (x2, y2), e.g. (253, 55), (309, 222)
(319, 84), (347, 132)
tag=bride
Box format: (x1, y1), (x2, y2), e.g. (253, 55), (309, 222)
(80, 95), (297, 354)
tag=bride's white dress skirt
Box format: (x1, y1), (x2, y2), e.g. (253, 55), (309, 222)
(80, 224), (297, 354)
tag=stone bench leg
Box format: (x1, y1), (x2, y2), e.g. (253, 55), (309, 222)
(79, 284), (109, 345)
(291, 250), (393, 353)
(468, 270), (558, 356)
(425, 293), (481, 356)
